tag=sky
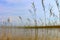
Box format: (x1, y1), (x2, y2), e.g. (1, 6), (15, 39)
(0, 0), (60, 26)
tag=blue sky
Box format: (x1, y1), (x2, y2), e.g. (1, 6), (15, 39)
(0, 0), (60, 26)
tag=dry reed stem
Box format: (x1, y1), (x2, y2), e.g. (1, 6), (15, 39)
(0, 32), (60, 40)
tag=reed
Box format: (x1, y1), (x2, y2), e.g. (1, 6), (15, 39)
(55, 0), (60, 23)
(27, 18), (31, 26)
(41, 0), (46, 25)
(18, 16), (23, 26)
(39, 18), (44, 25)
(28, 2), (38, 40)
(49, 4), (58, 25)
(18, 16), (22, 21)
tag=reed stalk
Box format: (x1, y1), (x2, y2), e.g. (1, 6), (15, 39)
(55, 0), (60, 22)
(42, 0), (46, 26)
